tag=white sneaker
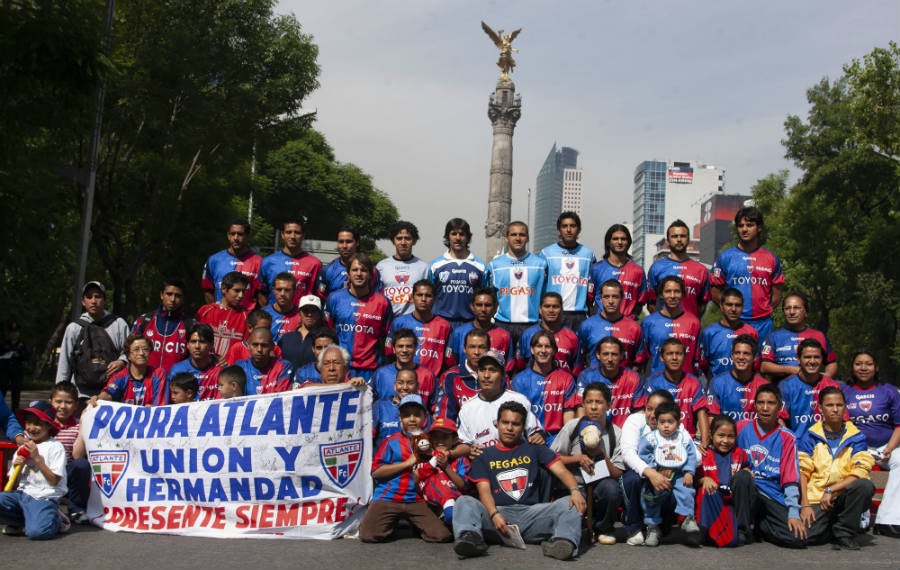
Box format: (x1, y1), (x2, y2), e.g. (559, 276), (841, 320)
(597, 533), (616, 545)
(626, 529), (644, 546)
(682, 516), (700, 534)
(645, 525), (660, 547)
(58, 511), (71, 534)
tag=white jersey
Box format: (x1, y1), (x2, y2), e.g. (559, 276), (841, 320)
(457, 389), (543, 447)
(376, 256), (429, 317)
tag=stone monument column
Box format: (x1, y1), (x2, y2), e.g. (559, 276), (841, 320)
(485, 78), (522, 260)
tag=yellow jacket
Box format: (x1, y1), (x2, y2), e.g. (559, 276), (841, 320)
(798, 420), (873, 505)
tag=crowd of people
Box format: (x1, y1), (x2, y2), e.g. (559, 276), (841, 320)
(0, 208), (897, 559)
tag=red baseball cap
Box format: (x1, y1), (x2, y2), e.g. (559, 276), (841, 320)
(428, 417), (458, 434)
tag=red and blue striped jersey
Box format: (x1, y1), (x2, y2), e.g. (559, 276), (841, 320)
(698, 322), (759, 377)
(578, 313), (643, 368)
(235, 357), (293, 395)
(372, 364), (437, 413)
(590, 259), (647, 319)
(371, 432), (422, 503)
(575, 366), (643, 428)
(387, 313), (452, 376)
(711, 246), (784, 320)
(433, 365), (480, 422)
(639, 310), (701, 375)
(446, 323), (514, 373)
(168, 358), (223, 401)
(761, 326), (836, 369)
(201, 249), (263, 311)
(103, 366), (169, 406)
(516, 324), (580, 373)
(779, 374), (844, 439)
(511, 367), (579, 437)
(737, 421), (800, 505)
(646, 258), (710, 317)
(263, 304), (301, 344)
(260, 250), (321, 305)
(705, 372), (770, 422)
(317, 258), (381, 299)
(637, 371), (707, 438)
(325, 289), (392, 371)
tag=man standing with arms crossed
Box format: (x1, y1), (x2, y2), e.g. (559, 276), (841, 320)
(647, 220), (710, 318)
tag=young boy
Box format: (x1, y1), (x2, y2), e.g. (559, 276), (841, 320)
(217, 365), (247, 399)
(359, 394), (452, 543)
(195, 271), (250, 359)
(170, 372), (200, 404)
(637, 401), (699, 546)
(373, 369), (421, 449)
(0, 401), (68, 539)
(414, 417), (470, 524)
(50, 383), (91, 524)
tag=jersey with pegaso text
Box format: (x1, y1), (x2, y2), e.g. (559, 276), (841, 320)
(371, 432), (422, 503)
(325, 289), (392, 371)
(710, 246), (784, 320)
(575, 366), (643, 428)
(103, 366), (169, 406)
(540, 243), (595, 313)
(639, 310), (701, 375)
(698, 322), (759, 377)
(779, 374), (844, 439)
(486, 252), (548, 324)
(842, 383), (900, 448)
(167, 358), (223, 401)
(387, 313), (452, 377)
(704, 372), (770, 423)
(637, 371), (706, 438)
(372, 364), (437, 412)
(433, 365), (480, 422)
(511, 367), (579, 436)
(646, 258), (710, 318)
(427, 252), (487, 322)
(317, 258), (381, 299)
(376, 256), (429, 317)
(589, 259), (647, 319)
(194, 303), (249, 361)
(761, 327), (837, 369)
(259, 250), (321, 305)
(516, 324), (580, 372)
(263, 304), (301, 344)
(457, 389), (542, 447)
(737, 421), (800, 505)
(131, 310), (188, 372)
(235, 357), (292, 395)
(201, 249), (263, 312)
(469, 441), (560, 507)
(578, 313), (643, 369)
(445, 323), (514, 372)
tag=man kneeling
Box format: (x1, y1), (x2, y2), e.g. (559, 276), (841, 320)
(452, 401), (586, 559)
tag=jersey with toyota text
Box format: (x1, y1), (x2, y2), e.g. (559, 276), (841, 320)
(259, 250), (321, 305)
(427, 253), (487, 322)
(325, 289), (392, 371)
(639, 310), (701, 375)
(131, 310), (189, 372)
(516, 324), (580, 372)
(376, 256), (429, 317)
(236, 357), (292, 395)
(842, 383), (900, 447)
(710, 246), (784, 320)
(637, 371), (706, 438)
(590, 259), (647, 319)
(779, 374), (843, 439)
(511, 367), (579, 437)
(575, 366), (643, 428)
(486, 252), (548, 324)
(578, 313), (643, 369)
(646, 258), (710, 317)
(387, 313), (452, 377)
(705, 372), (770, 422)
(540, 243), (595, 312)
(201, 249), (263, 312)
(737, 421), (800, 505)
(263, 304), (302, 344)
(761, 327), (837, 370)
(317, 258), (381, 299)
(698, 322), (759, 377)
(194, 303), (249, 360)
(446, 323), (514, 373)
(168, 358), (223, 401)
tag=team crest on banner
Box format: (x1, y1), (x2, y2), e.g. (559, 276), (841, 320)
(497, 468), (529, 501)
(89, 450), (129, 498)
(320, 440), (363, 488)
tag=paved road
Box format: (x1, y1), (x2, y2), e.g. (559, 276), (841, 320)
(5, 523), (898, 570)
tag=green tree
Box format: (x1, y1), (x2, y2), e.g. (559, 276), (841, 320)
(752, 44), (900, 378)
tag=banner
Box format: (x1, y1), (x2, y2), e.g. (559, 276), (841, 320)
(81, 384), (373, 539)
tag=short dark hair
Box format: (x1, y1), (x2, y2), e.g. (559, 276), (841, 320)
(660, 337), (685, 352)
(782, 292), (808, 312)
(556, 211), (581, 230)
(336, 224), (360, 243)
(797, 338), (825, 359)
(818, 386), (844, 405)
(653, 401), (680, 422)
(229, 219), (251, 234)
(273, 272), (297, 287)
(732, 334), (758, 356)
(309, 327), (339, 344)
(540, 291), (563, 306)
(581, 382), (611, 404)
(170, 372), (199, 396)
(666, 219), (689, 238)
(282, 217), (306, 232)
(648, 389), (676, 406)
(220, 366), (247, 392)
(221, 271), (249, 291)
(709, 414), (737, 436)
(247, 308), (271, 328)
(472, 286), (498, 305)
(755, 383), (782, 404)
(657, 275), (685, 296)
(187, 323), (215, 344)
(389, 220), (419, 241)
(161, 278), (186, 292)
(721, 287), (744, 301)
(443, 218), (472, 247)
(391, 327), (418, 346)
(595, 336), (624, 356)
(51, 382), (79, 401)
(412, 279), (436, 295)
(599, 279), (623, 295)
(497, 400), (528, 424)
(464, 328), (490, 346)
(734, 206), (763, 226)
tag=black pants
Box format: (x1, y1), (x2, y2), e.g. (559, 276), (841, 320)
(741, 488), (806, 548)
(806, 478), (875, 543)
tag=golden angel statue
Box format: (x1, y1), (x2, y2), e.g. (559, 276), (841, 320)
(481, 21), (521, 79)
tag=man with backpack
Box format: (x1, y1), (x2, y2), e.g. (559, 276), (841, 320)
(55, 281), (129, 397)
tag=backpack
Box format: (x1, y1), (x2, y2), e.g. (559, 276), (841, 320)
(71, 314), (120, 394)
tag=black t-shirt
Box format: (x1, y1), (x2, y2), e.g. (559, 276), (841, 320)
(470, 441), (559, 506)
(278, 330), (314, 369)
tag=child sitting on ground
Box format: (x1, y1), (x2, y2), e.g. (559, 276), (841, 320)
(414, 417), (470, 524)
(696, 414), (752, 547)
(0, 401), (69, 539)
(638, 401), (699, 546)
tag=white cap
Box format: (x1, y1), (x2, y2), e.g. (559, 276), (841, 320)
(298, 295), (322, 311)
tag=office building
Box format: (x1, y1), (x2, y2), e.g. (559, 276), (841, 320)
(534, 144), (581, 251)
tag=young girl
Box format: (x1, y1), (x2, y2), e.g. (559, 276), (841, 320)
(169, 372), (199, 404)
(637, 402), (699, 546)
(696, 415), (752, 547)
(50, 383), (92, 524)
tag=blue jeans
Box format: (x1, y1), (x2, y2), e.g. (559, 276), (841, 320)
(641, 472), (695, 525)
(453, 495), (582, 554)
(67, 458), (92, 513)
(0, 491), (61, 540)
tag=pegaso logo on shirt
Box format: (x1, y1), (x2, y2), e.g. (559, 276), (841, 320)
(497, 467), (529, 501)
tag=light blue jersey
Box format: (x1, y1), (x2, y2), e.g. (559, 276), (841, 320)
(486, 252), (548, 324)
(540, 242), (595, 312)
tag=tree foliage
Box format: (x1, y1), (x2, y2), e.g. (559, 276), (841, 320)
(752, 43), (900, 378)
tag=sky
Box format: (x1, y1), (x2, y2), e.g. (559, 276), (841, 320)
(276, 0), (899, 261)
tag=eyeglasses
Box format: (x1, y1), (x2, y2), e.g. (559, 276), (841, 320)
(320, 360), (344, 368)
(130, 347), (151, 354)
